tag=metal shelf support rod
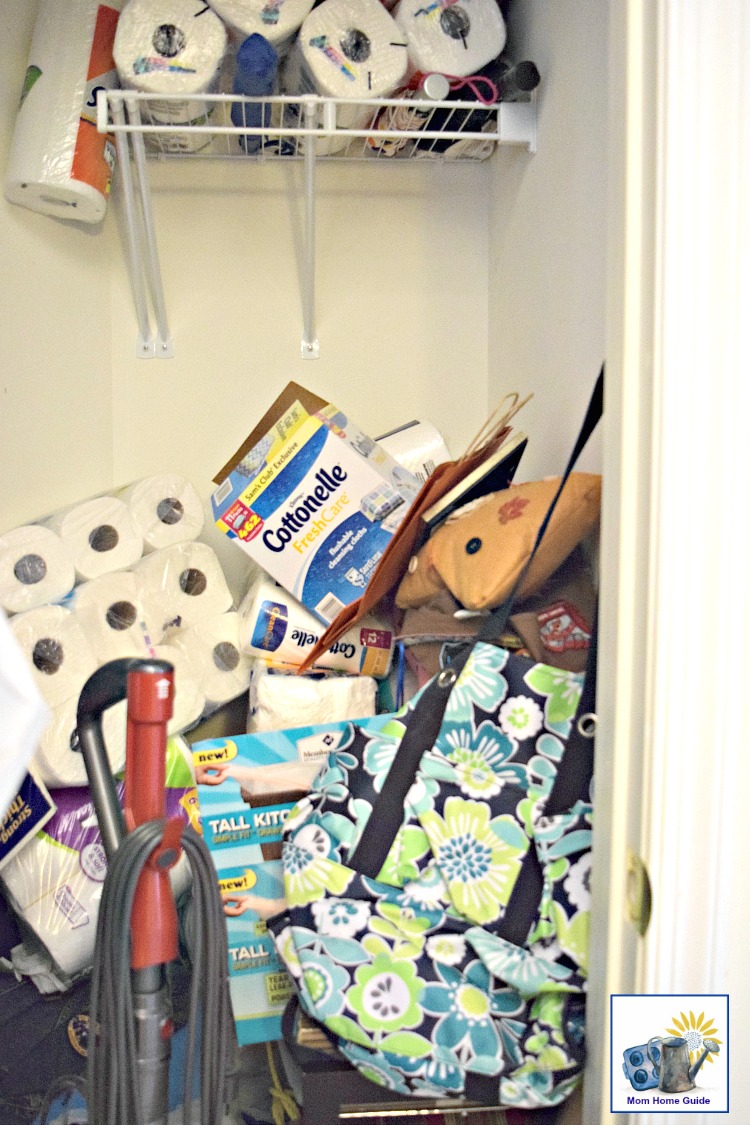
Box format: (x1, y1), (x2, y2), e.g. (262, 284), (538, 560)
(301, 99), (319, 359)
(110, 97), (155, 359)
(126, 99), (175, 359)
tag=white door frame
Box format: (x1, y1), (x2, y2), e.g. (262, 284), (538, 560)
(586, 3), (747, 1122)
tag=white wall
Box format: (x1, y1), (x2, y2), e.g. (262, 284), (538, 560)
(488, 0), (608, 480)
(0, 0), (115, 529)
(1, 0), (492, 596)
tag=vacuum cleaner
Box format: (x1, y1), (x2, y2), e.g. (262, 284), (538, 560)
(41, 656), (232, 1125)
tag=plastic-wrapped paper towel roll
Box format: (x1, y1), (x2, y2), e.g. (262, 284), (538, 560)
(281, 0), (409, 154)
(209, 0), (315, 54)
(44, 495), (144, 582)
(238, 574), (394, 677)
(117, 472), (205, 553)
(10, 605), (98, 710)
(247, 662), (377, 732)
(393, 0), (506, 78)
(114, 0), (227, 153)
(0, 774), (194, 980)
(0, 524), (75, 615)
(376, 420), (451, 485)
(133, 541), (234, 635)
(155, 643), (206, 733)
(4, 0), (124, 224)
(70, 571), (159, 663)
(172, 611), (252, 710)
(34, 697), (128, 788)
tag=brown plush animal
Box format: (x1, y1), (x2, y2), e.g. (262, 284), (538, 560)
(395, 473), (601, 612)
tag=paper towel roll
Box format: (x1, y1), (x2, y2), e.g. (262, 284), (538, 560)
(117, 473), (205, 553)
(172, 611), (251, 710)
(376, 420), (451, 485)
(247, 662), (376, 732)
(133, 541), (234, 635)
(0, 524), (75, 614)
(10, 605), (98, 710)
(281, 0), (409, 153)
(4, 0), (124, 224)
(114, 0), (227, 152)
(70, 571), (158, 663)
(393, 0), (506, 78)
(155, 643), (206, 734)
(44, 496), (144, 582)
(33, 697), (128, 788)
(238, 574), (394, 677)
(209, 0), (315, 53)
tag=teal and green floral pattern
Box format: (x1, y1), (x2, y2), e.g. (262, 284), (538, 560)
(270, 642), (590, 1110)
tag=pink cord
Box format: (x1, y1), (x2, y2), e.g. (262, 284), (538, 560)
(405, 69), (500, 105)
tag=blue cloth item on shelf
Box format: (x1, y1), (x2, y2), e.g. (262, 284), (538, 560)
(231, 34), (279, 153)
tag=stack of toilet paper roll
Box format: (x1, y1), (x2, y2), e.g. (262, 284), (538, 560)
(0, 475), (255, 784)
(280, 0), (409, 154)
(114, 0), (228, 153)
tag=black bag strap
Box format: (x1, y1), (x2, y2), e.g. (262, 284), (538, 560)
(348, 367), (604, 883)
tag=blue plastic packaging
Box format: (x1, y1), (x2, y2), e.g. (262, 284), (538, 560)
(231, 34), (278, 154)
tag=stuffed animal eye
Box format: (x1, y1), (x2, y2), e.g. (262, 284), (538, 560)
(465, 537), (482, 555)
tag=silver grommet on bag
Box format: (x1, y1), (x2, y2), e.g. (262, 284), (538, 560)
(577, 712), (597, 738)
(437, 668), (457, 689)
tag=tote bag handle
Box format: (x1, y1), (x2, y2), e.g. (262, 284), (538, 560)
(349, 367), (604, 882)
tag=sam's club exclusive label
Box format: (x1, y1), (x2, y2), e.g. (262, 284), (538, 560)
(611, 994), (729, 1113)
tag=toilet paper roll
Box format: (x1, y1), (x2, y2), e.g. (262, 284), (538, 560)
(33, 697), (128, 788)
(0, 524), (75, 614)
(281, 0), (409, 153)
(247, 662), (377, 732)
(238, 574), (394, 677)
(393, 0), (506, 79)
(114, 0), (227, 152)
(209, 0), (315, 53)
(117, 473), (205, 553)
(172, 611), (252, 710)
(10, 605), (99, 710)
(70, 571), (158, 663)
(155, 643), (206, 734)
(44, 496), (144, 582)
(376, 420), (451, 485)
(4, 0), (124, 225)
(133, 541), (234, 635)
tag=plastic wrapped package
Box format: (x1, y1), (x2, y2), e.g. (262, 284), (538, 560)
(1, 737), (198, 989)
(4, 0), (125, 224)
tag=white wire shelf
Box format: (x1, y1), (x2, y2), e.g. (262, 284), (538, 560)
(97, 90), (536, 358)
(98, 90), (536, 163)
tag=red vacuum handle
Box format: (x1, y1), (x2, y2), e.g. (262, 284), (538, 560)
(124, 665), (181, 972)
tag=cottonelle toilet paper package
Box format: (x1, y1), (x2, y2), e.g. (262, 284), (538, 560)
(114, 0), (228, 153)
(1, 737), (198, 985)
(4, 0), (124, 224)
(0, 525), (75, 615)
(238, 572), (394, 677)
(209, 0), (315, 55)
(280, 0), (409, 154)
(394, 0), (506, 78)
(192, 715), (399, 1043)
(212, 405), (418, 625)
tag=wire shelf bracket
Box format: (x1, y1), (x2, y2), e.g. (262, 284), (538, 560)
(98, 91), (536, 360)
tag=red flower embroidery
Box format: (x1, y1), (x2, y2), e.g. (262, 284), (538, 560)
(498, 496), (530, 524)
